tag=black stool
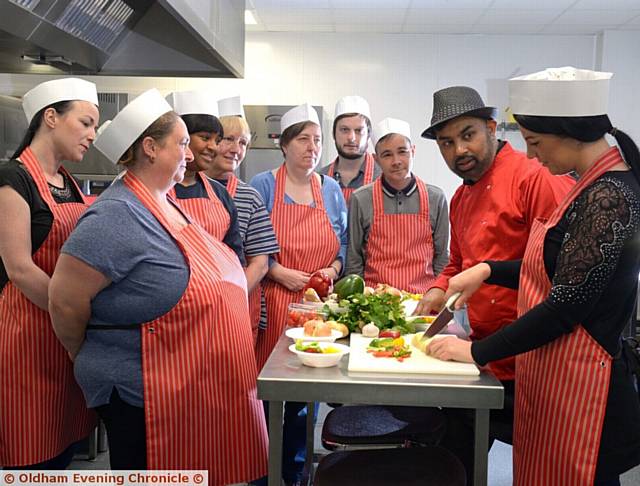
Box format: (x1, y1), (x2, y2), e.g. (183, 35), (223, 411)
(313, 447), (466, 486)
(321, 405), (446, 450)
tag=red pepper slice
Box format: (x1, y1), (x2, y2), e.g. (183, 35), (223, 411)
(379, 330), (401, 339)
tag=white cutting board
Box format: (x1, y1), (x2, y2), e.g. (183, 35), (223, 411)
(348, 333), (480, 376)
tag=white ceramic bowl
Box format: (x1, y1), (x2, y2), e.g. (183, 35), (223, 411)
(289, 342), (350, 368)
(285, 327), (342, 342)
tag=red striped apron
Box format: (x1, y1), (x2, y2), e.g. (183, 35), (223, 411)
(170, 171), (230, 240)
(327, 153), (376, 204)
(364, 177), (435, 293)
(255, 165), (340, 370)
(0, 147), (95, 466)
(514, 147), (624, 486)
(226, 174), (262, 343)
(123, 172), (267, 485)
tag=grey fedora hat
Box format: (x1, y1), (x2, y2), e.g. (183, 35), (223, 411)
(421, 86), (497, 139)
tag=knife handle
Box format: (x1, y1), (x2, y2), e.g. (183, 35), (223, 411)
(445, 292), (462, 312)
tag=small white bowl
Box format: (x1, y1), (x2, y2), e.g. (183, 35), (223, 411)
(289, 342), (350, 368)
(285, 327), (342, 342)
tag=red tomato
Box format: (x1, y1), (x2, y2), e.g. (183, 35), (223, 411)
(379, 330), (401, 339)
(304, 271), (333, 299)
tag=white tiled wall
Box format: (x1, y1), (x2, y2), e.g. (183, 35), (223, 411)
(4, 29), (635, 200)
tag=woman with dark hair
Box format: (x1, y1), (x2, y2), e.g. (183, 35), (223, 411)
(166, 90), (244, 263)
(428, 67), (640, 486)
(251, 103), (347, 486)
(48, 89), (268, 483)
(0, 78), (99, 469)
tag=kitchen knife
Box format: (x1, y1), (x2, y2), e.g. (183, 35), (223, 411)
(421, 292), (462, 340)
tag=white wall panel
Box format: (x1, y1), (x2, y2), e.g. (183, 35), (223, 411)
(599, 30), (640, 145)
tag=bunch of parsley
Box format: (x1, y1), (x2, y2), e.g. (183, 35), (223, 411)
(324, 292), (416, 334)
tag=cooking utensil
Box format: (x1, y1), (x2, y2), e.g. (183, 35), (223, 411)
(421, 292), (462, 340)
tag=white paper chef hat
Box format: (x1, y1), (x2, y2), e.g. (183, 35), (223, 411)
(166, 90), (218, 117)
(218, 95), (245, 117)
(94, 89), (173, 164)
(280, 103), (320, 133)
(371, 117), (412, 147)
(509, 66), (612, 117)
(22, 78), (99, 124)
(334, 95), (371, 120)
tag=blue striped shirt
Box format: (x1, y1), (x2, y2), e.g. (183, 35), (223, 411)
(216, 178), (280, 257)
(217, 177), (279, 330)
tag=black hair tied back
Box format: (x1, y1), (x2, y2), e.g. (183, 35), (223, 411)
(514, 114), (640, 183)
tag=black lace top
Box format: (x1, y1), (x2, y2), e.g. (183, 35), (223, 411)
(474, 171), (640, 359)
(473, 170), (640, 479)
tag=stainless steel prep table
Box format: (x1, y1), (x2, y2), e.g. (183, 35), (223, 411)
(257, 334), (504, 486)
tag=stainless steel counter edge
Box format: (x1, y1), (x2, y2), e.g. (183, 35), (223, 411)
(257, 336), (504, 410)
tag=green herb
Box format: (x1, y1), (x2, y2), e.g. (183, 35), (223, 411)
(323, 292), (415, 334)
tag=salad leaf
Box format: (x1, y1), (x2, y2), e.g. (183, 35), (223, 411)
(323, 292), (415, 334)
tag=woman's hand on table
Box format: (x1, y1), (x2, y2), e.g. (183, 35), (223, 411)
(427, 336), (474, 363)
(444, 262), (491, 310)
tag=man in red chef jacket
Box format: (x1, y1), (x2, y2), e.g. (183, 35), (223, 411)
(416, 85), (575, 481)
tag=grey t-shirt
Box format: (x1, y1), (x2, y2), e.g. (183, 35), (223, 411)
(62, 179), (189, 408)
(345, 175), (449, 278)
(319, 156), (382, 190)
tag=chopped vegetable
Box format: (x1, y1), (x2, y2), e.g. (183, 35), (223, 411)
(366, 336), (412, 362)
(379, 330), (401, 339)
(295, 339), (339, 354)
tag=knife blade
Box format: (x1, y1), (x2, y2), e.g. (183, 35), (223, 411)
(422, 292), (462, 340)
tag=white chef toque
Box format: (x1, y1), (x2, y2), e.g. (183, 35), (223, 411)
(22, 78), (99, 124)
(94, 89), (173, 164)
(166, 90), (218, 117)
(334, 95), (371, 120)
(509, 66), (612, 117)
(280, 103), (320, 134)
(218, 96), (245, 117)
(371, 117), (411, 147)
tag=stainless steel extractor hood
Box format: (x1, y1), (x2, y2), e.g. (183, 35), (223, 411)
(0, 0), (245, 77)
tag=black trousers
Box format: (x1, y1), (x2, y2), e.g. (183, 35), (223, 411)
(439, 379), (515, 485)
(96, 388), (147, 470)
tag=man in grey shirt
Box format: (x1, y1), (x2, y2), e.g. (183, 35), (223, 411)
(346, 117), (449, 292)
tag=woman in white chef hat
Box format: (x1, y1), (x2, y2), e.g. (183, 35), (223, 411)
(165, 90), (245, 264)
(0, 77), (99, 469)
(48, 89), (268, 482)
(428, 67), (640, 486)
(206, 96), (280, 347)
(250, 103), (347, 486)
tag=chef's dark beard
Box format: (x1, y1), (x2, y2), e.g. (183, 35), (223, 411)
(336, 145), (366, 160)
